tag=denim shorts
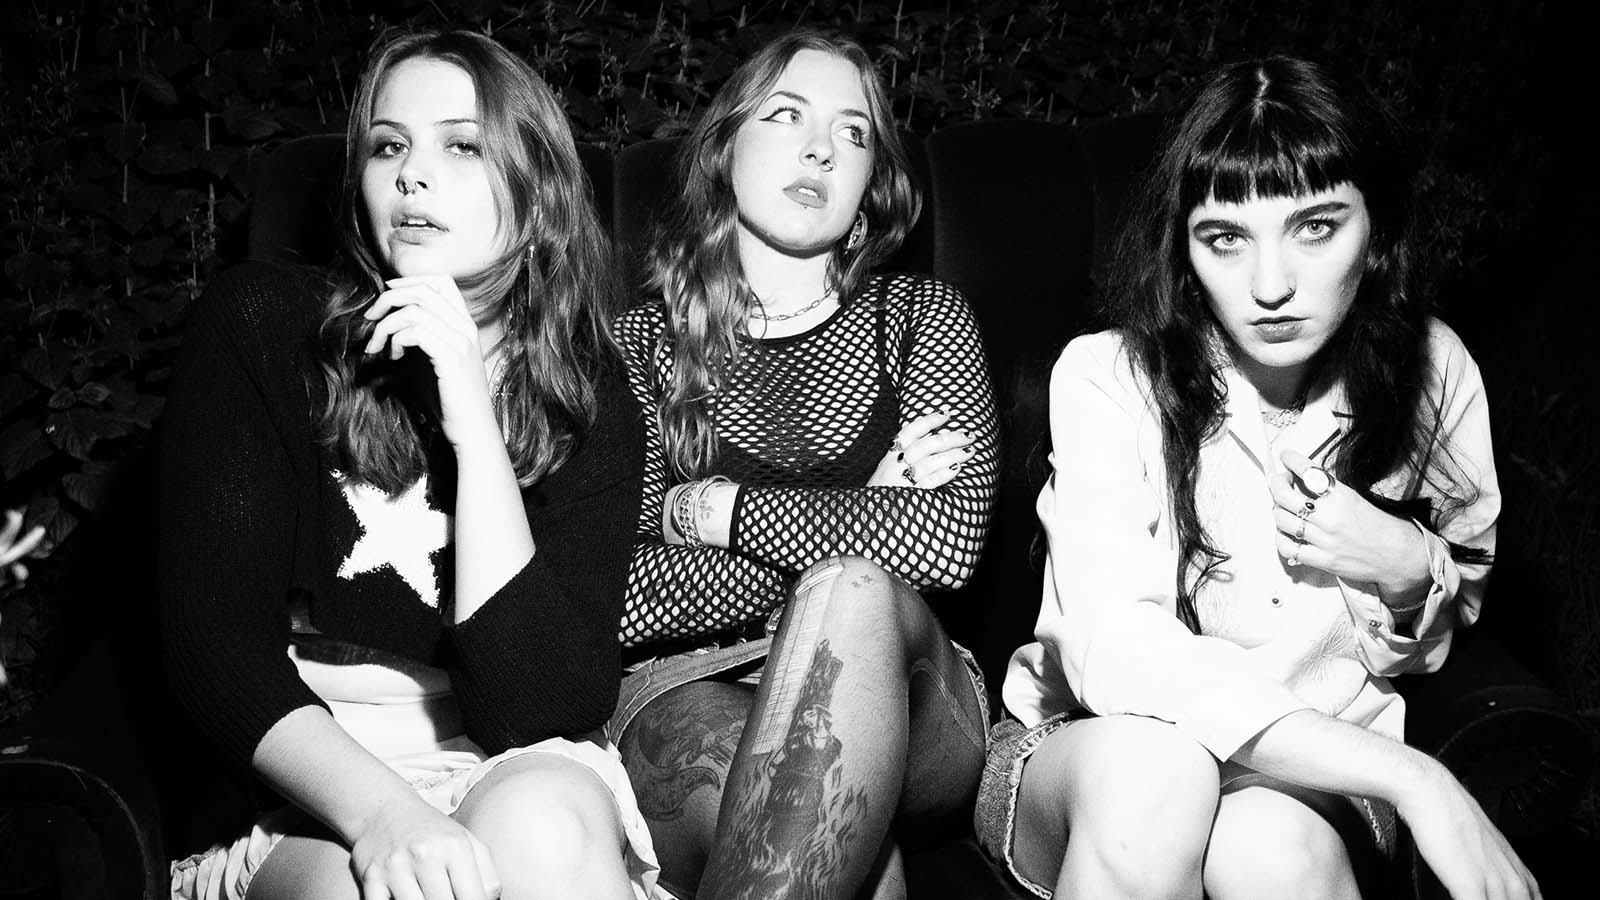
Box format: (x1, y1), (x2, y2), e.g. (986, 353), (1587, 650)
(974, 715), (1397, 899)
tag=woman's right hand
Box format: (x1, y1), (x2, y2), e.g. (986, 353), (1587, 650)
(1395, 758), (1540, 900)
(868, 412), (974, 489)
(349, 798), (502, 900)
(363, 275), (500, 452)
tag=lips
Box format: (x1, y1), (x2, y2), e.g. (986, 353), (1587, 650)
(782, 177), (828, 209)
(389, 209), (446, 245)
(1253, 317), (1305, 343)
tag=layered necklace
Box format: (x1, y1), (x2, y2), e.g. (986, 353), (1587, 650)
(749, 286), (837, 322)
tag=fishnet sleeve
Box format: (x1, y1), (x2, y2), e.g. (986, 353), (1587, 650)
(729, 279), (999, 591)
(616, 307), (790, 649)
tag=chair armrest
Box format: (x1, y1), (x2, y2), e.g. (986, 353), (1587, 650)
(1, 640), (167, 899)
(1396, 629), (1594, 837)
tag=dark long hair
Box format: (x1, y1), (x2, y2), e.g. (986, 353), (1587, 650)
(316, 30), (618, 492)
(648, 30), (921, 479)
(1102, 56), (1474, 631)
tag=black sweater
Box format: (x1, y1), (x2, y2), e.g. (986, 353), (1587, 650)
(158, 261), (643, 762)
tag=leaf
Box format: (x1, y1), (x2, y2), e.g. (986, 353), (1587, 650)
(63, 183), (115, 214)
(77, 383), (112, 406)
(20, 347), (71, 390)
(193, 71), (238, 104)
(63, 464), (116, 513)
(0, 420), (53, 480)
(135, 142), (198, 176)
(0, 375), (33, 418)
(47, 387), (77, 410)
(222, 105), (282, 141)
(191, 17), (233, 55)
(4, 253), (63, 289)
(99, 123), (147, 163)
(140, 72), (179, 105)
(131, 237), (175, 268)
(44, 409), (137, 460)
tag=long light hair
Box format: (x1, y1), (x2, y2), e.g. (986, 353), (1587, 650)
(1102, 56), (1479, 631)
(316, 30), (618, 493)
(648, 30), (920, 479)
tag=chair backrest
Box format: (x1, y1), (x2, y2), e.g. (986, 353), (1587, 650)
(242, 113), (1165, 690)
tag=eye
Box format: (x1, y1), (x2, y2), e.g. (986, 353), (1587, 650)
(447, 138), (482, 158)
(760, 106), (802, 125)
(1298, 219), (1337, 243)
(370, 138), (407, 159)
(1205, 231), (1245, 254)
(839, 122), (869, 148)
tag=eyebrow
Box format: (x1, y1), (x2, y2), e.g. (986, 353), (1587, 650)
(1190, 200), (1352, 234)
(765, 90), (870, 121)
(368, 117), (480, 130)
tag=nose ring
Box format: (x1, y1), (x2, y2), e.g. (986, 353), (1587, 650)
(819, 158), (835, 173)
(1251, 286), (1296, 304)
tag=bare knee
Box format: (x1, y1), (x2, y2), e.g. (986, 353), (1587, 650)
(792, 556), (932, 653)
(1204, 787), (1358, 900)
(1018, 716), (1218, 899)
(456, 755), (625, 890)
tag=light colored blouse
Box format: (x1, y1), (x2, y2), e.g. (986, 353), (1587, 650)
(1001, 319), (1499, 760)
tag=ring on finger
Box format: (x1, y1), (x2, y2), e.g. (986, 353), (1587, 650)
(1294, 519), (1307, 542)
(1297, 465), (1336, 499)
(902, 464), (918, 485)
(1296, 501), (1314, 519)
(1287, 550), (1301, 567)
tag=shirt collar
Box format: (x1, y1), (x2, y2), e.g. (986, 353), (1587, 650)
(1217, 349), (1350, 475)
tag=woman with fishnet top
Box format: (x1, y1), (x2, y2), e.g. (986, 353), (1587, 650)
(609, 29), (999, 900)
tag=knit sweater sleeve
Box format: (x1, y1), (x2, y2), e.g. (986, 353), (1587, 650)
(729, 277), (1000, 591)
(447, 367), (645, 753)
(158, 261), (329, 765)
(615, 306), (791, 649)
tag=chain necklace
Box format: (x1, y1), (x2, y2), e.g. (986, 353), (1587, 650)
(1260, 394), (1307, 431)
(749, 287), (837, 322)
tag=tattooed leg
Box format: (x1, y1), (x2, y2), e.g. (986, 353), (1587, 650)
(698, 556), (981, 900)
(619, 680), (753, 895)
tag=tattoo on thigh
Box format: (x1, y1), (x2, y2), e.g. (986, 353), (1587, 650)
(625, 689), (746, 821)
(716, 640), (869, 900)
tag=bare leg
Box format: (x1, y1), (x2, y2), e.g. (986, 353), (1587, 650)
(246, 829), (360, 900)
(1011, 714), (1219, 900)
(697, 556), (986, 900)
(453, 752), (636, 900)
(1203, 785), (1362, 900)
(249, 754), (637, 900)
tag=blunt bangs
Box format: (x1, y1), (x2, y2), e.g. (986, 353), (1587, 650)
(1182, 111), (1356, 210)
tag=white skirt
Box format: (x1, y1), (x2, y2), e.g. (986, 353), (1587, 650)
(169, 643), (668, 900)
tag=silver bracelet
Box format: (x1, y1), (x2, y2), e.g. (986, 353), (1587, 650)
(672, 480), (702, 546)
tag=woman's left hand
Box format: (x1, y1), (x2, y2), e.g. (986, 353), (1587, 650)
(1270, 449), (1431, 601)
(363, 275), (498, 449)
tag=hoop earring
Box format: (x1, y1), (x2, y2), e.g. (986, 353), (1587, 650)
(846, 211), (867, 252)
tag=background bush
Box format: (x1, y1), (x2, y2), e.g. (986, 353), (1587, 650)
(1, 0), (1588, 790)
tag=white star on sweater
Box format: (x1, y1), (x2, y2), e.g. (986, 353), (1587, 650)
(335, 471), (452, 608)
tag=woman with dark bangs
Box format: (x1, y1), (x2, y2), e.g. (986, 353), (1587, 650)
(977, 57), (1537, 900)
(611, 30), (998, 900)
(161, 31), (665, 900)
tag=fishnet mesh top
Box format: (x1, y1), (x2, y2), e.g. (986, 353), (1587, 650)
(616, 273), (999, 651)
